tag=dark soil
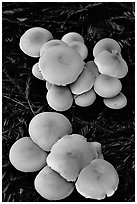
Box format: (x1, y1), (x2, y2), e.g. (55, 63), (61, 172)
(2, 2), (135, 202)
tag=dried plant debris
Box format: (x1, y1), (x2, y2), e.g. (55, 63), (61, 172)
(2, 2), (134, 202)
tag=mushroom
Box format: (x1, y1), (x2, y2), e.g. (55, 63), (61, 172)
(46, 85), (73, 111)
(9, 137), (48, 172)
(85, 61), (100, 77)
(92, 142), (104, 159)
(68, 41), (88, 60)
(74, 88), (96, 107)
(103, 92), (127, 109)
(29, 112), (72, 151)
(34, 165), (74, 201)
(70, 67), (95, 95)
(94, 74), (122, 98)
(46, 134), (97, 182)
(32, 63), (45, 80)
(93, 38), (121, 58)
(40, 39), (68, 56)
(46, 81), (52, 90)
(75, 159), (119, 200)
(19, 27), (53, 57)
(39, 45), (84, 86)
(61, 32), (84, 45)
(94, 50), (128, 78)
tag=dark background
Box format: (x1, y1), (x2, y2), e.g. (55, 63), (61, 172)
(2, 2), (135, 202)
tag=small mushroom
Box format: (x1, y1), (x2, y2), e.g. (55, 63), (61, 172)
(94, 50), (128, 78)
(75, 159), (119, 200)
(32, 63), (45, 80)
(29, 112), (72, 151)
(70, 67), (95, 95)
(46, 85), (73, 111)
(19, 27), (53, 57)
(34, 165), (74, 201)
(74, 88), (96, 107)
(94, 74), (122, 98)
(61, 32), (84, 45)
(46, 81), (52, 90)
(9, 137), (48, 172)
(39, 45), (84, 85)
(47, 134), (97, 181)
(92, 142), (104, 159)
(103, 92), (127, 109)
(93, 38), (121, 58)
(68, 41), (88, 60)
(85, 61), (100, 77)
(40, 39), (68, 56)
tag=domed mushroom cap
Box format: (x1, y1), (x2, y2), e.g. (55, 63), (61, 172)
(68, 41), (88, 60)
(85, 61), (100, 77)
(103, 92), (127, 109)
(34, 165), (74, 201)
(61, 32), (84, 45)
(9, 137), (48, 172)
(46, 85), (73, 111)
(40, 39), (68, 56)
(74, 88), (96, 107)
(76, 159), (119, 200)
(93, 38), (121, 58)
(39, 45), (84, 86)
(70, 67), (95, 95)
(94, 50), (128, 78)
(47, 134), (97, 182)
(29, 112), (72, 151)
(94, 74), (122, 98)
(32, 63), (45, 80)
(19, 27), (53, 57)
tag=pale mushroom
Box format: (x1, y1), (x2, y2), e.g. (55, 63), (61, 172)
(9, 137), (48, 172)
(76, 159), (119, 200)
(61, 32), (84, 45)
(46, 81), (52, 90)
(68, 41), (88, 60)
(32, 62), (45, 80)
(29, 112), (72, 151)
(34, 165), (74, 200)
(19, 27), (53, 57)
(85, 61), (100, 77)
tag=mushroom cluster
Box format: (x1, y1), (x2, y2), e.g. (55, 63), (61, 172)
(9, 111), (119, 201)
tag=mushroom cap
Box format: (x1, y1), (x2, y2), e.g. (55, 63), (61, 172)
(92, 142), (104, 159)
(68, 41), (88, 60)
(32, 63), (45, 80)
(61, 32), (84, 45)
(39, 45), (84, 85)
(46, 81), (52, 90)
(74, 88), (96, 107)
(40, 39), (68, 56)
(94, 74), (122, 98)
(85, 61), (100, 77)
(46, 85), (73, 111)
(70, 67), (95, 95)
(19, 27), (53, 57)
(47, 134), (98, 181)
(93, 38), (121, 57)
(103, 92), (127, 109)
(29, 112), (72, 151)
(75, 159), (119, 200)
(94, 50), (128, 78)
(9, 137), (48, 172)
(34, 165), (74, 201)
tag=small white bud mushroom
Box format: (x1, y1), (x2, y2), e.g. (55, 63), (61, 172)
(34, 165), (74, 201)
(39, 45), (84, 86)
(9, 137), (48, 172)
(75, 159), (119, 200)
(19, 27), (53, 57)
(29, 112), (72, 151)
(32, 63), (45, 80)
(94, 74), (122, 98)
(93, 38), (121, 58)
(61, 32), (84, 45)
(46, 85), (73, 111)
(103, 92), (127, 109)
(47, 134), (97, 182)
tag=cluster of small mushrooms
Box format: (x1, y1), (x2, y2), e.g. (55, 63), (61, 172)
(9, 112), (119, 201)
(19, 27), (128, 111)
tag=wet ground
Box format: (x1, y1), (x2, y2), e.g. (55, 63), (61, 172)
(2, 2), (135, 202)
